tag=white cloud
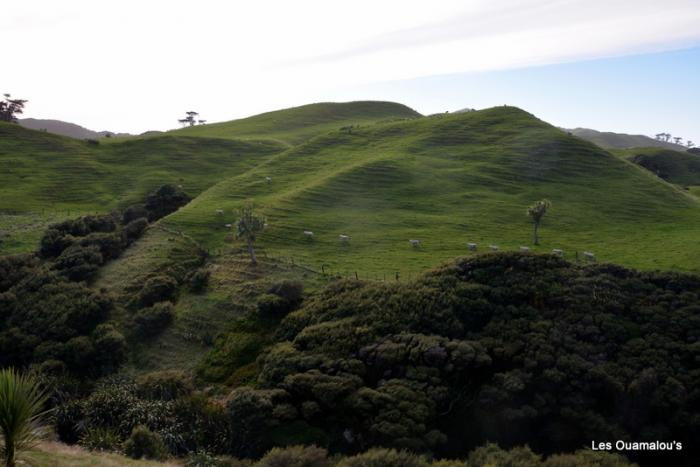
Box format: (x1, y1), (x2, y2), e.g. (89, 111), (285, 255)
(5, 0), (700, 132)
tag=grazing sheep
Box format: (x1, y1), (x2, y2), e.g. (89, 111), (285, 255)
(303, 231), (314, 238)
(489, 245), (499, 251)
(225, 224), (232, 229)
(409, 239), (420, 247)
(265, 176), (272, 183)
(583, 251), (596, 261)
(215, 209), (224, 215)
(552, 248), (564, 256)
(339, 234), (350, 243)
(520, 246), (530, 252)
(467, 242), (477, 251)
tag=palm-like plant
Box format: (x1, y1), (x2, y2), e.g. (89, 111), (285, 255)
(527, 199), (552, 245)
(0, 368), (50, 467)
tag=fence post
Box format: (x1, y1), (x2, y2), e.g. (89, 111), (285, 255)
(355, 271), (358, 280)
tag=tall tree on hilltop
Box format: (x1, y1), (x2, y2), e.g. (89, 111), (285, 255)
(235, 202), (266, 265)
(527, 199), (551, 245)
(0, 94), (27, 123)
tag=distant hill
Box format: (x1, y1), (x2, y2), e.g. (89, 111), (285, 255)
(170, 100), (421, 145)
(565, 127), (686, 150)
(19, 118), (131, 139)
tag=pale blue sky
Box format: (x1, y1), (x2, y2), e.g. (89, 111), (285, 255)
(7, 0), (700, 142)
(333, 46), (700, 145)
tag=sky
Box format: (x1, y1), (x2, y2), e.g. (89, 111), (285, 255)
(5, 0), (700, 143)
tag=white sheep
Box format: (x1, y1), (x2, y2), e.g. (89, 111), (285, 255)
(303, 231), (314, 238)
(224, 223), (232, 229)
(215, 209), (224, 215)
(339, 234), (350, 243)
(265, 176), (272, 183)
(520, 246), (530, 252)
(489, 245), (499, 251)
(409, 239), (421, 247)
(467, 242), (477, 251)
(552, 248), (564, 256)
(583, 251), (596, 261)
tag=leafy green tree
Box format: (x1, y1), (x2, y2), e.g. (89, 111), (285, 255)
(526, 199), (551, 245)
(0, 94), (27, 123)
(0, 369), (49, 467)
(236, 202), (266, 265)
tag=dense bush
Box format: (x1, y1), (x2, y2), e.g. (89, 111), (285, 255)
(79, 426), (122, 452)
(137, 276), (179, 307)
(122, 204), (149, 224)
(79, 232), (124, 260)
(257, 280), (304, 319)
(144, 184), (191, 221)
(53, 244), (103, 281)
(136, 370), (193, 401)
(123, 425), (168, 460)
(132, 301), (175, 337)
(39, 228), (74, 258)
(123, 217), (149, 244)
(188, 268), (211, 293)
(227, 253), (700, 466)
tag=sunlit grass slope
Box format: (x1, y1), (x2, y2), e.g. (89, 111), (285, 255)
(0, 122), (284, 252)
(169, 101), (421, 145)
(165, 107), (700, 274)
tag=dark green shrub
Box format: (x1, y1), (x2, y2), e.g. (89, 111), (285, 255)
(267, 280), (303, 304)
(256, 445), (330, 467)
(144, 184), (191, 221)
(79, 232), (124, 260)
(123, 204), (149, 224)
(188, 268), (210, 293)
(123, 217), (149, 244)
(467, 443), (541, 467)
(55, 399), (86, 444)
(133, 302), (175, 337)
(79, 426), (122, 452)
(123, 425), (168, 460)
(92, 324), (128, 374)
(336, 448), (430, 467)
(39, 228), (74, 258)
(82, 214), (117, 233)
(138, 275), (178, 307)
(53, 245), (103, 281)
(136, 370), (193, 401)
(257, 294), (288, 319)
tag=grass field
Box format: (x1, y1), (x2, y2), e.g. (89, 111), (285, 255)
(19, 441), (177, 466)
(163, 106), (700, 274)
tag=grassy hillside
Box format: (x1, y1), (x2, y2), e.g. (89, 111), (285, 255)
(0, 122), (284, 252)
(567, 127), (686, 150)
(169, 101), (421, 145)
(164, 107), (700, 274)
(615, 147), (700, 188)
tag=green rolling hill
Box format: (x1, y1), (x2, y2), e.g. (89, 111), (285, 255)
(615, 147), (700, 188)
(0, 122), (285, 252)
(162, 106), (700, 274)
(3, 102), (700, 273)
(168, 101), (421, 145)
